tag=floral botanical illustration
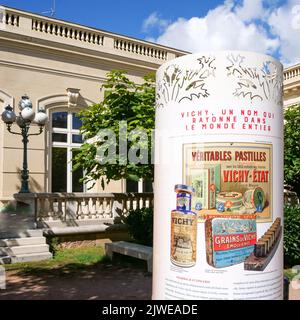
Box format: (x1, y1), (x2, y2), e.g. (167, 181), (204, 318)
(226, 54), (283, 106)
(156, 56), (216, 108)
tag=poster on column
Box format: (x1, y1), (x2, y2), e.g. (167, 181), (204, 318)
(183, 142), (272, 222)
(153, 51), (284, 300)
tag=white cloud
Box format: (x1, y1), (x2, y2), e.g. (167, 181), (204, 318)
(144, 0), (300, 65)
(268, 0), (300, 65)
(235, 0), (266, 21)
(155, 1), (278, 55)
(142, 12), (169, 33)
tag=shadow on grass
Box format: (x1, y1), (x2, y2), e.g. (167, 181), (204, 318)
(1, 248), (152, 300)
(5, 250), (150, 279)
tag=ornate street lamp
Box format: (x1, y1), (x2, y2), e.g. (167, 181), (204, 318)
(1, 95), (48, 193)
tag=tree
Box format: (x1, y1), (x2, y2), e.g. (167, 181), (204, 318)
(284, 104), (300, 195)
(73, 70), (155, 189)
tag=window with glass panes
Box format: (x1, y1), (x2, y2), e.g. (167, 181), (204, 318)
(51, 111), (84, 192)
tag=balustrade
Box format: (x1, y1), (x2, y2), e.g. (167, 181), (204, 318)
(31, 19), (104, 45)
(1, 11), (19, 26)
(34, 193), (153, 222)
(284, 65), (300, 81)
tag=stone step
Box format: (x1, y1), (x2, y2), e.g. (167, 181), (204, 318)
(10, 252), (53, 263)
(0, 237), (46, 247)
(0, 244), (50, 256)
(0, 229), (43, 239)
(0, 255), (11, 264)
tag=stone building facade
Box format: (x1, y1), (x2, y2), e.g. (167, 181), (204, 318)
(0, 5), (185, 205)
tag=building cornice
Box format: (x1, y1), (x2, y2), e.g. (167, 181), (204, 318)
(283, 64), (300, 106)
(0, 5), (187, 71)
(0, 4), (189, 54)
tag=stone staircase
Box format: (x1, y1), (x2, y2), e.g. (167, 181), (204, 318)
(0, 229), (52, 264)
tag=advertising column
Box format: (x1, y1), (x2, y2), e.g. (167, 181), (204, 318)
(153, 51), (283, 300)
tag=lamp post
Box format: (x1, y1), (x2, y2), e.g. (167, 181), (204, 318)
(1, 95), (48, 193)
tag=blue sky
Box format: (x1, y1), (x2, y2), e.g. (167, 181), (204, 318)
(0, 0), (223, 37)
(1, 0), (300, 65)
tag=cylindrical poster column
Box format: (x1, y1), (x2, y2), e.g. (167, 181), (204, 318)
(153, 51), (283, 300)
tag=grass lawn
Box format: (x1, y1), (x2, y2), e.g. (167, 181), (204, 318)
(4, 245), (111, 276)
(3, 245), (148, 277)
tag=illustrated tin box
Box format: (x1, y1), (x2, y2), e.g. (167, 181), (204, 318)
(205, 214), (257, 268)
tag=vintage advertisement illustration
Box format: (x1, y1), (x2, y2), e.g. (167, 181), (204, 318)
(183, 142), (273, 223)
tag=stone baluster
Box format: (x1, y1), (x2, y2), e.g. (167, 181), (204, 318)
(120, 198), (125, 215)
(90, 197), (97, 219)
(141, 195), (146, 208)
(102, 197), (108, 218)
(37, 21), (41, 31)
(104, 198), (112, 218)
(42, 22), (46, 32)
(83, 197), (90, 219)
(90, 34), (95, 44)
(11, 15), (16, 26)
(57, 198), (64, 220)
(101, 197), (106, 217)
(47, 23), (52, 33)
(7, 14), (12, 25)
(102, 197), (108, 217)
(48, 198), (55, 220)
(38, 198), (46, 221)
(76, 198), (83, 219)
(95, 197), (100, 218)
(109, 198), (113, 218)
(136, 196), (141, 210)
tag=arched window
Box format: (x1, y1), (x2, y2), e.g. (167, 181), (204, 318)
(50, 110), (83, 192)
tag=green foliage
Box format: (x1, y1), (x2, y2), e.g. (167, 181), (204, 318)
(284, 204), (300, 267)
(125, 207), (153, 246)
(0, 202), (16, 213)
(73, 70), (155, 188)
(284, 104), (300, 195)
(47, 237), (60, 256)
